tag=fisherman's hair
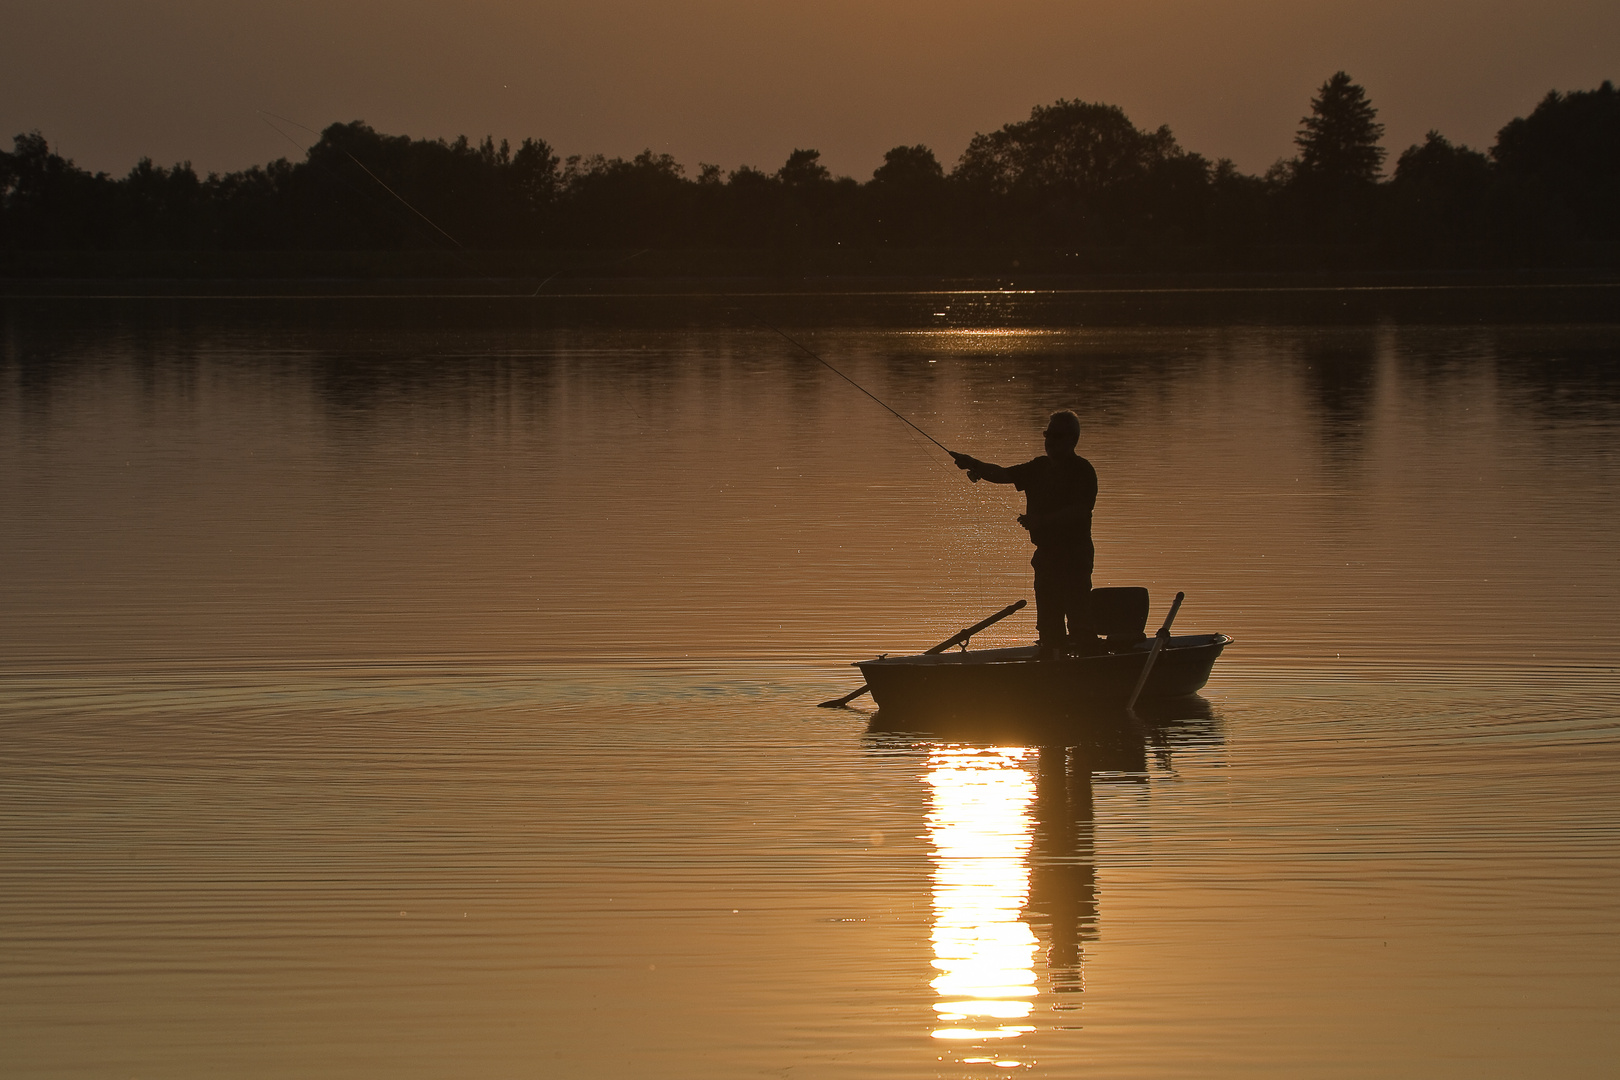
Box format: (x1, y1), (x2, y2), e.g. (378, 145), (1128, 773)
(1047, 409), (1081, 449)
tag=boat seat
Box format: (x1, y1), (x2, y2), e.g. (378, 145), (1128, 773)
(1089, 586), (1149, 647)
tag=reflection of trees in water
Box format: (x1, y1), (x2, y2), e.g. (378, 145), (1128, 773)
(1, 315), (206, 429)
(310, 344), (561, 424)
(929, 330), (1222, 457)
(1489, 328), (1620, 425)
(4, 342), (74, 425)
(1294, 329), (1379, 470)
(998, 342), (1198, 427)
(1376, 325), (1620, 450)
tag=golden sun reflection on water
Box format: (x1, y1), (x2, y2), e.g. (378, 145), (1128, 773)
(926, 747), (1040, 1048)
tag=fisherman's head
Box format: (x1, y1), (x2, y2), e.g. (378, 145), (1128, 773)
(1043, 410), (1081, 455)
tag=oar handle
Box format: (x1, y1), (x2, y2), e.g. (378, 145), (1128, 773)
(924, 599), (1027, 655)
(817, 599), (1028, 708)
(1155, 591), (1185, 637)
(1127, 591), (1187, 722)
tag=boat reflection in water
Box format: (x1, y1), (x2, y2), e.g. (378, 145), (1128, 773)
(886, 697), (1218, 1067)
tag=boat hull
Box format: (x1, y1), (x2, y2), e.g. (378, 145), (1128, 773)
(856, 633), (1230, 720)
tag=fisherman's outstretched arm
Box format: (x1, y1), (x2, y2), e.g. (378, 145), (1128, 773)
(949, 452), (1016, 484)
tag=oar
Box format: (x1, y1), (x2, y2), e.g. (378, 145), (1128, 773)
(818, 599), (1027, 708)
(1125, 591), (1185, 723)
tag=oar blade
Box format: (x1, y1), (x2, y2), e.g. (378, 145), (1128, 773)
(818, 685), (871, 709)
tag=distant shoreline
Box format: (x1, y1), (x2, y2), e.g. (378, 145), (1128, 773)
(3, 244), (1620, 286)
(5, 269), (1615, 326)
(2, 247), (1616, 291)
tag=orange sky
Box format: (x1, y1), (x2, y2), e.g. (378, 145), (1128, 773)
(4, 0), (1617, 181)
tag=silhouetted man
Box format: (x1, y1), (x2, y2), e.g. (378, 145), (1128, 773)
(951, 411), (1099, 659)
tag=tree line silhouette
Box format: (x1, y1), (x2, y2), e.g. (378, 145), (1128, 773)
(2, 73), (1616, 269)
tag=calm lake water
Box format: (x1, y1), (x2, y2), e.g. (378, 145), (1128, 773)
(3, 296), (1619, 1078)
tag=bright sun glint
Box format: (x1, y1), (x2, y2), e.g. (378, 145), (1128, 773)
(925, 747), (1038, 1046)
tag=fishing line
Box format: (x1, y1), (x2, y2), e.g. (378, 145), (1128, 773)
(257, 110), (465, 251)
(756, 321), (955, 467)
(253, 111), (954, 472)
(258, 113), (651, 297)
(533, 249), (650, 296)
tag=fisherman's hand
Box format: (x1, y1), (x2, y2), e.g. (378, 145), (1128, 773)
(950, 451), (984, 483)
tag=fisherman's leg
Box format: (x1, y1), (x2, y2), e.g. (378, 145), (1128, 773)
(1064, 543), (1102, 655)
(1031, 548), (1066, 656)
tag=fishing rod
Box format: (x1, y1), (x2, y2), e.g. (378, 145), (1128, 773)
(757, 321), (957, 464)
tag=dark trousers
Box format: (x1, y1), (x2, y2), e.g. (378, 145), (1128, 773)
(1032, 543), (1094, 646)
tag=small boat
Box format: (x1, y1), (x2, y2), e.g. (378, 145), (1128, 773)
(858, 633), (1230, 719)
(840, 589), (1230, 721)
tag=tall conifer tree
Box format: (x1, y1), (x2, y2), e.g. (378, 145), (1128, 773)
(1295, 72), (1386, 186)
